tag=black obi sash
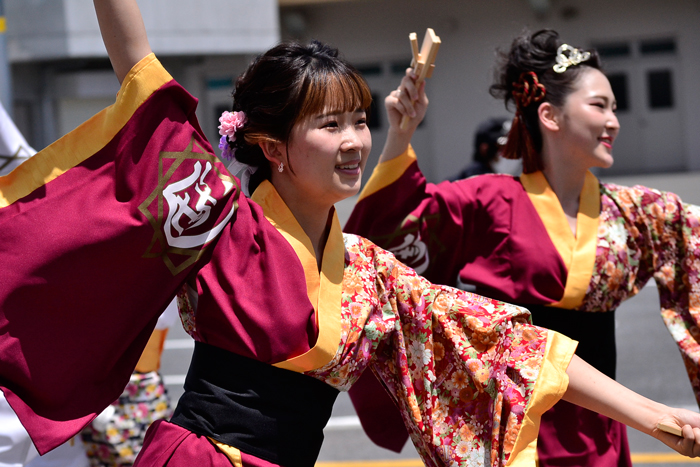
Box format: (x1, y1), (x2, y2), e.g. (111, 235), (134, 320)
(170, 342), (340, 467)
(523, 304), (617, 379)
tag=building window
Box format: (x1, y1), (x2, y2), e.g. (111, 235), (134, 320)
(647, 69), (674, 109)
(368, 93), (381, 129)
(607, 73), (629, 112)
(595, 43), (631, 58)
(356, 64), (382, 77)
(640, 39), (676, 55)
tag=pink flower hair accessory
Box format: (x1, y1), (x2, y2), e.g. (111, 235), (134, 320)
(218, 110), (247, 161)
(217, 110), (258, 196)
(218, 110), (246, 141)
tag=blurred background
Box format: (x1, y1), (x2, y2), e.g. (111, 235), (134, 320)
(4, 0), (700, 183)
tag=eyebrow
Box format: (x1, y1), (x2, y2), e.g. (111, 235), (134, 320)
(316, 108), (366, 119)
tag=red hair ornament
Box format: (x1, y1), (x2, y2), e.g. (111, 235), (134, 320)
(503, 72), (546, 174)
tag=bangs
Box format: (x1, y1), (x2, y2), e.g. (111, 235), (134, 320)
(298, 69), (372, 122)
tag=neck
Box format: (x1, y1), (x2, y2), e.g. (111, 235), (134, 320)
(270, 178), (334, 271)
(540, 144), (588, 218)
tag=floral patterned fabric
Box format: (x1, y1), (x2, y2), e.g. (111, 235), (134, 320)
(81, 371), (172, 467)
(176, 235), (574, 467)
(586, 183), (700, 398)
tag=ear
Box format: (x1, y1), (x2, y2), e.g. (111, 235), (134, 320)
(259, 140), (285, 166)
(538, 102), (561, 132)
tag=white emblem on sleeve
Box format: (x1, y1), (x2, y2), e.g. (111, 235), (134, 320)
(163, 161), (235, 248)
(391, 233), (430, 274)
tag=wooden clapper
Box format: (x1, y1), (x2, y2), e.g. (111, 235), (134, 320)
(400, 28), (441, 130)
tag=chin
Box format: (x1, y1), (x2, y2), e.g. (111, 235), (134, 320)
(592, 152), (614, 169)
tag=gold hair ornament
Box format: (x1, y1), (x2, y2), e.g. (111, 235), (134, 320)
(553, 44), (591, 73)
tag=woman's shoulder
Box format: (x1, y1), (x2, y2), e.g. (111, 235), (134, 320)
(601, 180), (683, 204)
(442, 173), (526, 204)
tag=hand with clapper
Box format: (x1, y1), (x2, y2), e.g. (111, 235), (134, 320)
(399, 28), (440, 130)
(377, 28), (439, 165)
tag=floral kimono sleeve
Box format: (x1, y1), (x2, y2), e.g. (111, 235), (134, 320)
(606, 185), (700, 404)
(311, 235), (576, 467)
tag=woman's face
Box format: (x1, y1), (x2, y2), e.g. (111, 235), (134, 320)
(556, 68), (620, 169)
(284, 107), (371, 207)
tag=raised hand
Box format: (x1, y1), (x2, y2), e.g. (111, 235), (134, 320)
(379, 68), (429, 163)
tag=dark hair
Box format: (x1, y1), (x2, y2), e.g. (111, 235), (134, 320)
(489, 29), (602, 173)
(226, 40), (372, 191)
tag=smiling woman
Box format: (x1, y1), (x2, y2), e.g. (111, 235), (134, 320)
(347, 28), (700, 467)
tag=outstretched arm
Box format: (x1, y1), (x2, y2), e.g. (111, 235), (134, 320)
(93, 0), (152, 84)
(564, 354), (700, 457)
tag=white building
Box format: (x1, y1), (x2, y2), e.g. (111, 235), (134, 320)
(6, 0), (700, 179)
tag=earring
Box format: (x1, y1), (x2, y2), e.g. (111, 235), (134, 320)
(278, 162), (284, 173)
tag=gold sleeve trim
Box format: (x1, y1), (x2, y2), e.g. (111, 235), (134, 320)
(357, 145), (417, 202)
(0, 53), (172, 208)
(520, 171), (600, 309)
(507, 329), (577, 466)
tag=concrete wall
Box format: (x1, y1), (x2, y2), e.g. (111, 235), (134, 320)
(281, 0), (700, 179)
(6, 0), (280, 60)
(5, 0), (280, 148)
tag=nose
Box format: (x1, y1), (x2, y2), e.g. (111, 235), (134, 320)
(341, 127), (365, 152)
(606, 111), (620, 135)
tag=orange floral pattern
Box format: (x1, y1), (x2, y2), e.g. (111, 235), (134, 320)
(308, 235), (557, 467)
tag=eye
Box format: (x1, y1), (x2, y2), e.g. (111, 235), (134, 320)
(355, 117), (367, 126)
(322, 120), (339, 129)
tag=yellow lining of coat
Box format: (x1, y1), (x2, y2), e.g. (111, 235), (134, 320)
(134, 328), (169, 373)
(508, 330), (577, 466)
(251, 181), (343, 373)
(0, 53), (172, 208)
(357, 145), (417, 202)
(208, 438), (243, 467)
(520, 171), (600, 309)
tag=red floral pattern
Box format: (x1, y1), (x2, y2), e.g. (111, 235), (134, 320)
(584, 183), (700, 402)
(308, 235), (555, 467)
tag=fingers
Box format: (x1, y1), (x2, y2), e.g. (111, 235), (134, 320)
(402, 68), (421, 102)
(680, 424), (700, 457)
(658, 422), (700, 458)
(386, 69), (427, 117)
(388, 88), (417, 118)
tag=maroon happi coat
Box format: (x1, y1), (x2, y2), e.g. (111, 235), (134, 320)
(0, 54), (317, 454)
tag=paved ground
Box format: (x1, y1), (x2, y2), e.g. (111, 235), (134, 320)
(161, 169), (700, 465)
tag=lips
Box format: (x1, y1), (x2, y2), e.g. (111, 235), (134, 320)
(599, 136), (613, 149)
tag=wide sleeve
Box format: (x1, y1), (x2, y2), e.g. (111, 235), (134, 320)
(346, 146), (478, 286)
(609, 185), (700, 406)
(0, 54), (239, 453)
(322, 236), (576, 467)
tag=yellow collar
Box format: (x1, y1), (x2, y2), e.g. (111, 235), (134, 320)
(251, 181), (343, 372)
(520, 171), (600, 309)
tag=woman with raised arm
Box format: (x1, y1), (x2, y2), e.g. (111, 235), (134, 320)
(347, 29), (700, 466)
(1, 3), (700, 466)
